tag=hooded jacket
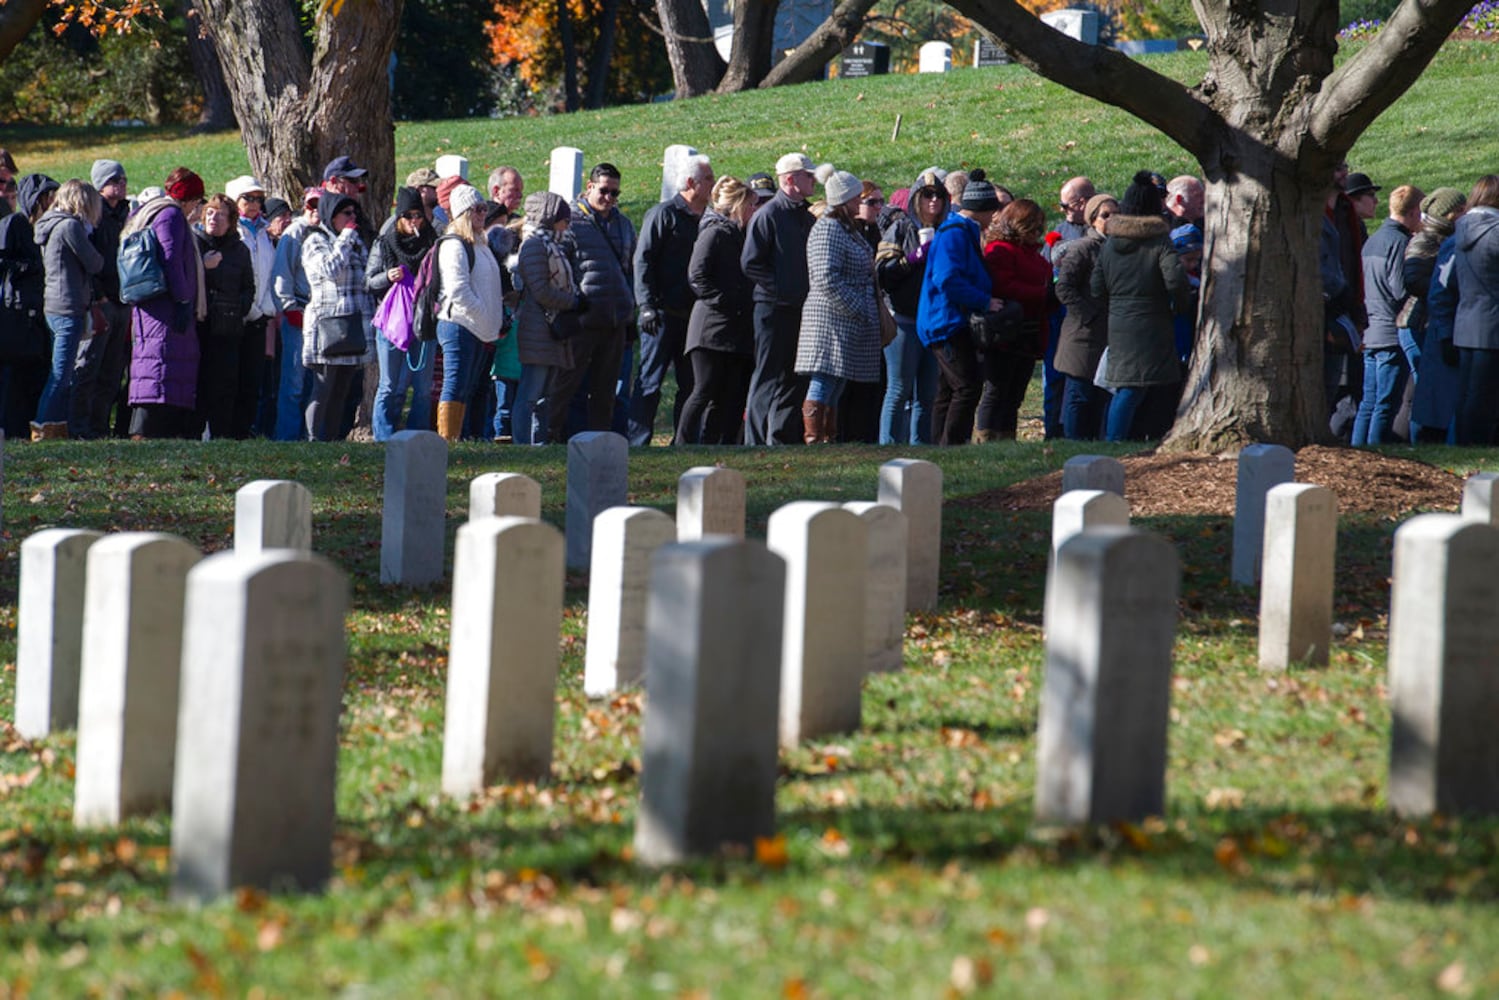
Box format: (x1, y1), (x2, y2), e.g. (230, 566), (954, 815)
(1090, 214), (1191, 386)
(0, 175), (57, 322)
(916, 211), (991, 347)
(514, 192), (578, 369)
(35, 208), (103, 316)
(1452, 206), (1499, 351)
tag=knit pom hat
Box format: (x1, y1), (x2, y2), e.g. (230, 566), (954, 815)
(959, 168), (999, 212)
(1119, 169), (1164, 217)
(449, 183), (483, 218)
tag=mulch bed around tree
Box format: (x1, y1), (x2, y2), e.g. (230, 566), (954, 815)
(961, 446), (1466, 518)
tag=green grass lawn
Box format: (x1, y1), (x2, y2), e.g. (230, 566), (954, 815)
(8, 42), (1499, 223)
(5, 44), (1499, 996)
(3, 428), (1499, 996)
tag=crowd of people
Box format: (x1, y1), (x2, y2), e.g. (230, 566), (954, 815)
(0, 142), (1494, 447)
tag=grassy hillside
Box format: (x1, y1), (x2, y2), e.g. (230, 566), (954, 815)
(8, 41), (1498, 221)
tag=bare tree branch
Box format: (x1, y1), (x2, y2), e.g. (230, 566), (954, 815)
(759, 0), (879, 88)
(1309, 0), (1471, 149)
(0, 0), (47, 66)
(945, 0), (1225, 160)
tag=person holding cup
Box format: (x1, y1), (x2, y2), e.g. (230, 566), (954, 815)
(366, 186), (436, 440)
(874, 166), (950, 444)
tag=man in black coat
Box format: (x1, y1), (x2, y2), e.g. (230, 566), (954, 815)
(629, 153), (713, 445)
(740, 153), (816, 445)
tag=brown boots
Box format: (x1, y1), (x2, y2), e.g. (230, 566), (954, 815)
(30, 421), (68, 441)
(801, 400), (835, 444)
(436, 401), (465, 443)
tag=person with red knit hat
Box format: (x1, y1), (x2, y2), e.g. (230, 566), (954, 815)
(124, 166), (205, 438)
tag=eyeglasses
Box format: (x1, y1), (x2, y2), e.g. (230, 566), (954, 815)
(240, 194), (265, 203)
(861, 197), (885, 206)
(595, 187), (620, 198)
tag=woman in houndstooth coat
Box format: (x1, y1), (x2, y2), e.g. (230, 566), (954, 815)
(795, 169), (880, 442)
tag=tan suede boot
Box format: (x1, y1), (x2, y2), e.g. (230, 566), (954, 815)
(436, 401), (466, 443)
(972, 428), (996, 444)
(802, 400), (829, 445)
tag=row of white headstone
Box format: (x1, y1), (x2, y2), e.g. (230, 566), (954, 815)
(10, 429), (946, 895)
(1038, 449), (1499, 827)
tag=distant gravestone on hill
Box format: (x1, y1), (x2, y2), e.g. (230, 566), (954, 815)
(634, 539), (786, 865)
(549, 146), (584, 203)
(171, 551), (349, 902)
(918, 41), (952, 72)
(1041, 8), (1100, 43)
(1035, 527), (1179, 826)
(841, 41), (891, 77)
(660, 145), (699, 204)
(15, 528), (104, 738)
(973, 37), (1011, 67)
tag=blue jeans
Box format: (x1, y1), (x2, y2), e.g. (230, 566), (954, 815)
(513, 363), (555, 445)
(880, 316), (938, 444)
(275, 317), (312, 441)
(806, 373), (847, 407)
(1042, 310), (1064, 439)
(437, 320), (481, 404)
(373, 328), (433, 441)
(1351, 346), (1409, 447)
(492, 378), (518, 439)
(1106, 385), (1176, 442)
(1399, 327), (1421, 384)
(1061, 375), (1110, 440)
(628, 315), (690, 446)
(37, 312), (87, 425)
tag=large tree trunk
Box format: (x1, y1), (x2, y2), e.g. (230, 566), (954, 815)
(557, 0), (581, 111)
(658, 0), (727, 97)
(584, 0), (621, 109)
(0, 0), (45, 66)
(717, 0), (779, 92)
(946, 0), (1471, 449)
(195, 0), (402, 438)
(183, 0), (237, 132)
(759, 0), (878, 88)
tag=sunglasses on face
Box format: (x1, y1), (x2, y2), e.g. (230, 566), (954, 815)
(595, 187), (620, 198)
(401, 210), (425, 221)
(862, 197), (885, 206)
(241, 194), (265, 203)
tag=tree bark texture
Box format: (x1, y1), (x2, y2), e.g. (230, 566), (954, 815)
(557, 0), (581, 111)
(658, 0), (727, 96)
(946, 0), (1471, 449)
(184, 0), (237, 132)
(584, 0), (621, 109)
(759, 0), (879, 88)
(0, 0), (46, 66)
(193, 0), (402, 229)
(716, 0), (778, 91)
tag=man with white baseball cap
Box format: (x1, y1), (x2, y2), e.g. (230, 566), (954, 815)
(740, 152), (817, 444)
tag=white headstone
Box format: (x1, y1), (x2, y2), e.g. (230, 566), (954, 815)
(767, 502), (868, 747)
(877, 458), (943, 612)
(1061, 455), (1125, 496)
(842, 503), (909, 675)
(1041, 8), (1100, 43)
(549, 146), (585, 202)
(1045, 489), (1130, 631)
(1387, 514), (1499, 817)
(1035, 527), (1179, 826)
(469, 472), (541, 521)
(74, 533), (202, 827)
(380, 430), (448, 585)
(634, 539), (786, 865)
(1232, 443), (1295, 585)
(585, 507), (677, 698)
(15, 528), (103, 738)
(235, 480), (312, 555)
(171, 551), (349, 902)
(441, 517), (565, 795)
(660, 144), (700, 205)
(918, 40), (953, 72)
(1258, 484), (1338, 671)
(1460, 472), (1499, 525)
(435, 154), (469, 181)
(676, 466), (746, 541)
(565, 431), (628, 570)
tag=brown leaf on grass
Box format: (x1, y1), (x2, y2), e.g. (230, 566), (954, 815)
(755, 835), (789, 869)
(941, 727), (982, 748)
(1214, 837), (1249, 875)
(523, 943), (554, 982)
(234, 887), (267, 913)
(184, 944), (225, 997)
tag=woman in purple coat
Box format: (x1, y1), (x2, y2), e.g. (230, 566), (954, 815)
(125, 167), (204, 439)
